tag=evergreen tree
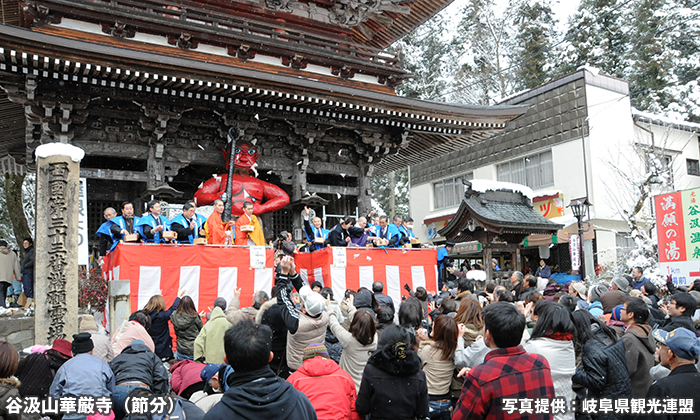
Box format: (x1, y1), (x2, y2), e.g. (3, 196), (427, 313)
(510, 0), (558, 91)
(450, 0), (521, 104)
(395, 12), (453, 101)
(557, 0), (629, 78)
(626, 0), (674, 113)
(658, 0), (700, 122)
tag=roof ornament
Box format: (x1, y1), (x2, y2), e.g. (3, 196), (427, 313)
(328, 0), (411, 27)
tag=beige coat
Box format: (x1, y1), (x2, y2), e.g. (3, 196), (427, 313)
(86, 330), (114, 363)
(226, 295), (259, 326)
(286, 311), (329, 371)
(0, 246), (21, 285)
(329, 311), (377, 392)
(418, 340), (455, 396)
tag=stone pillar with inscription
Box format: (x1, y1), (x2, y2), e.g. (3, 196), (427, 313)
(34, 143), (85, 345)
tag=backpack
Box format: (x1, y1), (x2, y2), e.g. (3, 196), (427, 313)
(152, 397), (185, 420)
(123, 389), (186, 420)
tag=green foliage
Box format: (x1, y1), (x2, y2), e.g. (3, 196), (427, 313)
(395, 13), (453, 100)
(450, 0), (519, 104)
(510, 0), (558, 91)
(556, 0), (630, 78)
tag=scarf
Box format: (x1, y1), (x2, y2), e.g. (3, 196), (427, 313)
(544, 331), (573, 341)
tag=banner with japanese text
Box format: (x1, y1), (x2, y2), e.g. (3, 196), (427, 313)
(654, 190), (699, 286)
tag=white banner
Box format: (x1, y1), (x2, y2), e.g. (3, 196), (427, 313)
(78, 177), (88, 265)
(333, 247), (347, 268)
(249, 246), (266, 269)
(569, 234), (581, 272)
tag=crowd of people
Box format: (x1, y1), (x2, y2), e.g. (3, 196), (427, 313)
(0, 256), (699, 419)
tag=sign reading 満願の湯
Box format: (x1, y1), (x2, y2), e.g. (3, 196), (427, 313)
(653, 189), (700, 286)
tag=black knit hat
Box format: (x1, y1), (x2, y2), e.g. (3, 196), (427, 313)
(71, 332), (94, 354)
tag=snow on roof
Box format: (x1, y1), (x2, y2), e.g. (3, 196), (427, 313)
(550, 214), (578, 227)
(35, 143), (85, 162)
(577, 65), (601, 76)
(632, 107), (700, 131)
(422, 206), (460, 223)
(532, 189), (563, 199)
(469, 179), (534, 200)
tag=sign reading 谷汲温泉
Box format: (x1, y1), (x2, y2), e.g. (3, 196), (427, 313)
(653, 189), (700, 286)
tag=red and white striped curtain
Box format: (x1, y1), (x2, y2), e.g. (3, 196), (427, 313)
(103, 243), (275, 313)
(294, 247), (438, 309)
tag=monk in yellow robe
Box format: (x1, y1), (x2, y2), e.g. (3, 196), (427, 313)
(205, 199), (234, 244)
(234, 201), (265, 246)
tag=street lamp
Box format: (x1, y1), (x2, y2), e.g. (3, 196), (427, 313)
(568, 197), (592, 280)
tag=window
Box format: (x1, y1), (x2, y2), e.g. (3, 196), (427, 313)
(497, 150), (554, 189)
(433, 173), (473, 209)
(687, 159), (700, 176)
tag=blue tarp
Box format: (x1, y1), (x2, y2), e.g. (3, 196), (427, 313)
(551, 272), (582, 285)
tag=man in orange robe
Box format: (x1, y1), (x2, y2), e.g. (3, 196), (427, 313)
(234, 201), (265, 246)
(205, 199), (234, 244)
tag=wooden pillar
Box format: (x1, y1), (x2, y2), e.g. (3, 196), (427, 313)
(357, 162), (373, 216)
(34, 143), (84, 344)
(513, 248), (522, 272)
(146, 145), (165, 193)
(483, 246), (493, 282)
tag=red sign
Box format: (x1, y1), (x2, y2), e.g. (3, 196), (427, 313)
(655, 192), (685, 263)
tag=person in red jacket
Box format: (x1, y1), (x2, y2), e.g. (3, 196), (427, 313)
(287, 343), (360, 420)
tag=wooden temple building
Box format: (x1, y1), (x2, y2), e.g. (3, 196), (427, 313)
(0, 0), (528, 242)
(439, 181), (562, 280)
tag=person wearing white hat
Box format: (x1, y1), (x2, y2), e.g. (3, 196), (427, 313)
(276, 256), (329, 371)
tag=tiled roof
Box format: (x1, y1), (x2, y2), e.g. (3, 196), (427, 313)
(439, 188), (562, 242)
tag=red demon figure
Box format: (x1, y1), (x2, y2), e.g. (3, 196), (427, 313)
(194, 141), (289, 216)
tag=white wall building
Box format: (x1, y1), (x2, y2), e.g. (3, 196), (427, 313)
(409, 67), (700, 279)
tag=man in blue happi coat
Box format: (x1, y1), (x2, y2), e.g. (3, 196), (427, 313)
(437, 242), (454, 289)
(389, 215), (405, 247)
(170, 200), (206, 244)
(399, 216), (416, 245)
(374, 215), (400, 247)
(108, 201), (140, 250)
(303, 206), (329, 251)
(135, 199), (171, 243)
(96, 207), (117, 259)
